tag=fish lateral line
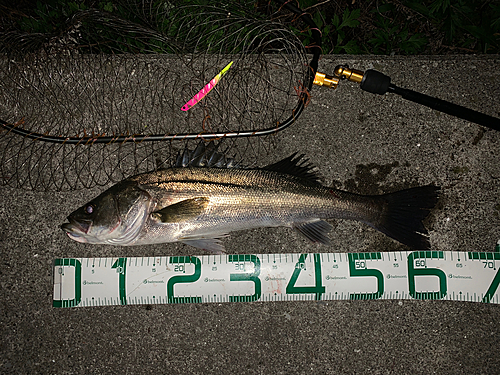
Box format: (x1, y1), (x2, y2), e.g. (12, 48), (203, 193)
(151, 179), (251, 190)
(62, 142), (440, 251)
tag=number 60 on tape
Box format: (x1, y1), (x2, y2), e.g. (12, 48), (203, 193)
(53, 250), (500, 308)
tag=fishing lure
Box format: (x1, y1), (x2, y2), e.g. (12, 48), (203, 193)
(181, 61), (234, 111)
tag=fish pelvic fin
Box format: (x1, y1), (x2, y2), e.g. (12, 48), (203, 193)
(369, 185), (440, 250)
(293, 220), (333, 245)
(152, 197), (209, 223)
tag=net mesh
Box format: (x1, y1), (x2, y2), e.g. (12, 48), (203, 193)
(0, 1), (314, 191)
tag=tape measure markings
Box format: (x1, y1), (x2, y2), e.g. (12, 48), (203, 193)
(53, 250), (500, 308)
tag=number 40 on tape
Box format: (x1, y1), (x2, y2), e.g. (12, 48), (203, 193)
(53, 250), (500, 308)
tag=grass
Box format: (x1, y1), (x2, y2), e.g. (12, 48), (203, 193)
(1, 0), (499, 55)
(297, 0), (500, 54)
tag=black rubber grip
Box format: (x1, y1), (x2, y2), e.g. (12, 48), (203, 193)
(360, 69), (391, 95)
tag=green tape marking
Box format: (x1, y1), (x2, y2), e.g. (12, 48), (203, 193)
(53, 258), (81, 307)
(52, 251), (500, 307)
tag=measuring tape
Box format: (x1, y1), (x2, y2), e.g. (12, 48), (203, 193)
(53, 248), (500, 308)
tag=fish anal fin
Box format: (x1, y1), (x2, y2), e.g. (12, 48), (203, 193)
(180, 236), (228, 254)
(293, 220), (332, 245)
(152, 197), (209, 223)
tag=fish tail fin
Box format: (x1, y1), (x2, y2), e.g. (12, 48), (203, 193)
(369, 185), (440, 249)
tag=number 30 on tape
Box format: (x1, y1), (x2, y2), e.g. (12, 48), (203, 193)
(53, 250), (500, 308)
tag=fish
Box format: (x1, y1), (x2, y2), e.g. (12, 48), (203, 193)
(61, 142), (440, 252)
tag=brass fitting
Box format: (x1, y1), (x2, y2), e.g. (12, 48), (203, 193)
(334, 65), (364, 83)
(313, 72), (339, 89)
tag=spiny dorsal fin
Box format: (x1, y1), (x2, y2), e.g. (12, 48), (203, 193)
(263, 153), (322, 185)
(174, 142), (240, 168)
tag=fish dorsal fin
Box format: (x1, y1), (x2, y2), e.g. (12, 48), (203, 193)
(174, 142), (240, 169)
(151, 197), (209, 223)
(263, 153), (322, 185)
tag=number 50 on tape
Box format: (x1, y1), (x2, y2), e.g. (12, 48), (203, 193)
(53, 250), (500, 308)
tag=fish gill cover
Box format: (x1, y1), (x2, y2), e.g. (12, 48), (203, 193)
(0, 0), (314, 191)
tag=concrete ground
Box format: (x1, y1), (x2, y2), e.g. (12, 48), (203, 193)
(1, 55), (499, 374)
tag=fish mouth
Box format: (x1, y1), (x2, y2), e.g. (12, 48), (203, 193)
(61, 217), (92, 243)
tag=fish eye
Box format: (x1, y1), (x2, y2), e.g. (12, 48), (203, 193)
(84, 204), (95, 215)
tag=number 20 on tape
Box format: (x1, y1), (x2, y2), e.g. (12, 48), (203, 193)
(53, 251), (500, 308)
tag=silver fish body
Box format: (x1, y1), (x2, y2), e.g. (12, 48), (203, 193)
(62, 145), (439, 252)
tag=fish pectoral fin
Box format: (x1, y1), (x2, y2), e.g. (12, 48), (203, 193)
(151, 197), (209, 223)
(292, 220), (332, 245)
(180, 235), (228, 254)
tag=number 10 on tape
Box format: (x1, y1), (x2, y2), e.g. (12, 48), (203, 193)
(52, 251), (500, 308)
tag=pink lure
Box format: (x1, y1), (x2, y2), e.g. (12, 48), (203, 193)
(181, 61), (234, 111)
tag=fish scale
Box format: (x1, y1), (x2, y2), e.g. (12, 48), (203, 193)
(130, 167), (364, 246)
(62, 143), (440, 252)
(135, 168), (340, 216)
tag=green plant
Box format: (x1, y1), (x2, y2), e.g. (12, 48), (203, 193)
(404, 0), (500, 53)
(330, 8), (363, 54)
(291, 10), (330, 52)
(295, 6), (363, 54)
(368, 4), (428, 55)
(17, 1), (87, 33)
(7, 0), (500, 55)
(16, 1), (120, 33)
(295, 0), (499, 54)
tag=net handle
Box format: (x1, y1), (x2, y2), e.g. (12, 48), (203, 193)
(0, 1), (321, 143)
